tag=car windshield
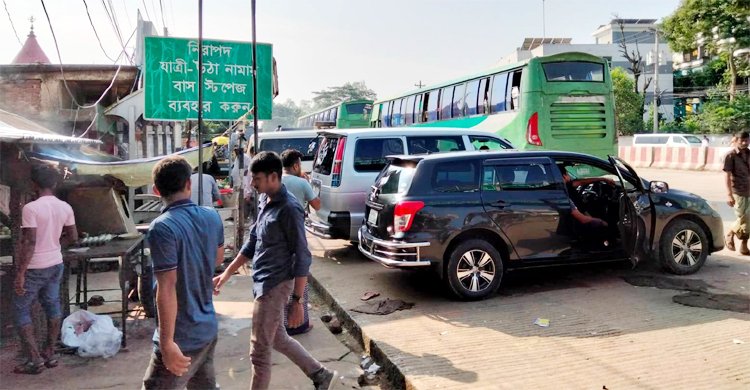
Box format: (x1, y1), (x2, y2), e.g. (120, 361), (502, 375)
(684, 135), (702, 144)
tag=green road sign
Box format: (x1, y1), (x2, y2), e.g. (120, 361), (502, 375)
(144, 37), (273, 121)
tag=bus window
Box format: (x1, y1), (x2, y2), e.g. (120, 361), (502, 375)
(478, 77), (490, 114)
(508, 70), (522, 110)
(331, 107), (338, 123)
(415, 94), (423, 123)
(426, 90), (439, 122)
(542, 61), (604, 82)
(490, 73), (508, 113)
(465, 79), (480, 116)
(439, 86), (453, 120)
(405, 95), (416, 125)
(392, 98), (404, 127)
(452, 83), (466, 118)
(382, 102), (392, 127)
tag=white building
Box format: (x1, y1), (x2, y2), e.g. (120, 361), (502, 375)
(500, 19), (674, 121)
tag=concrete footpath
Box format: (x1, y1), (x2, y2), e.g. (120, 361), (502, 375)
(307, 235), (750, 390)
(0, 270), (369, 389)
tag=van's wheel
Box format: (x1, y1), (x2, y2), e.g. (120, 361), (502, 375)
(660, 219), (709, 275)
(445, 239), (503, 300)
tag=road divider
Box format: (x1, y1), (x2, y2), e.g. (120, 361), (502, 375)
(617, 146), (733, 171)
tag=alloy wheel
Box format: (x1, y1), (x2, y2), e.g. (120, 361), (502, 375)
(456, 249), (496, 292)
(671, 229), (703, 267)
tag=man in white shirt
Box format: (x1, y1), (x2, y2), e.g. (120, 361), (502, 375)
(280, 149), (320, 212)
(190, 164), (221, 207)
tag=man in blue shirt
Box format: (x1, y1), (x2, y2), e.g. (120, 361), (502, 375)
(142, 156), (225, 390)
(213, 151), (336, 390)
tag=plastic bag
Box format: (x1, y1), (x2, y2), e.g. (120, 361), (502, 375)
(61, 310), (122, 358)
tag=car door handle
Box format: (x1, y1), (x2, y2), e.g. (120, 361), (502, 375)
(489, 200), (508, 209)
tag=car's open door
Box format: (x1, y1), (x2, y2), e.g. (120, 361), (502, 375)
(608, 156), (652, 266)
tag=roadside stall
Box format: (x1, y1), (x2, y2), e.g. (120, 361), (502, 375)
(0, 109), (209, 347)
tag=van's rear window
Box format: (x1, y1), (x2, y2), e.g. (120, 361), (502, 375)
(542, 61), (604, 82)
(313, 136), (340, 175)
(375, 164), (416, 195)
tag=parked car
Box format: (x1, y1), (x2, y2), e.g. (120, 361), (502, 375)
(358, 150), (724, 300)
(306, 127), (514, 241)
(633, 133), (703, 147)
(256, 130), (320, 172)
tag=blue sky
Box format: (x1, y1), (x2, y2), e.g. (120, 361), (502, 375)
(1, 0), (681, 102)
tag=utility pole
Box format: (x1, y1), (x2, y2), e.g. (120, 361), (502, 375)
(653, 29), (660, 133)
(542, 0), (546, 39)
(414, 80), (425, 89)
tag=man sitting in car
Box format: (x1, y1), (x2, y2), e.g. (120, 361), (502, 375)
(557, 164), (611, 244)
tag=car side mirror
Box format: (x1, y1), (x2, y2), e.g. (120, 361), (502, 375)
(650, 181), (669, 194)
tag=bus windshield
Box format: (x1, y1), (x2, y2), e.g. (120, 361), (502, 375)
(345, 103), (372, 117)
(542, 61), (604, 82)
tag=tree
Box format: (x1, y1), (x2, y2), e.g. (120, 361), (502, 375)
(662, 0), (750, 100)
(613, 17), (652, 96)
(611, 67), (645, 135)
(271, 99), (305, 128)
(701, 94), (750, 133)
(311, 81), (377, 109)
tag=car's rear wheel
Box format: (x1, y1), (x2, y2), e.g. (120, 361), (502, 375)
(659, 219), (708, 275)
(445, 239), (503, 300)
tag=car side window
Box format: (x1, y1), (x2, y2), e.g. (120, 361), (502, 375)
(559, 161), (635, 191)
(482, 163), (558, 191)
(470, 136), (512, 150)
(407, 136), (465, 154)
(432, 160), (479, 193)
(353, 138), (404, 172)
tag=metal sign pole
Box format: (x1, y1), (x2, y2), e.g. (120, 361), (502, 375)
(197, 0), (204, 205)
(251, 0), (259, 155)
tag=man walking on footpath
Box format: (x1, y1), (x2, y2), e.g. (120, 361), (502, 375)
(13, 165), (77, 374)
(213, 151), (336, 390)
(724, 131), (750, 255)
(142, 156), (225, 389)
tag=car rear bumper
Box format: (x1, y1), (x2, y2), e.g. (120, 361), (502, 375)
(305, 211), (351, 240)
(357, 226), (431, 268)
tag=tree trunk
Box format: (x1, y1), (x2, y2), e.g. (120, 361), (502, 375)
(728, 57), (737, 102)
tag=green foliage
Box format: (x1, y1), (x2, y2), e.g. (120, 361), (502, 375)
(662, 0), (750, 53)
(611, 67), (644, 135)
(673, 57), (726, 90)
(311, 81), (377, 110)
(701, 94), (750, 133)
(271, 99), (305, 128)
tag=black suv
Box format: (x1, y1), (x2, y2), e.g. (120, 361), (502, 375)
(358, 150), (724, 300)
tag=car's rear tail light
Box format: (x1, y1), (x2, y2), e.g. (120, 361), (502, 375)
(526, 112), (542, 146)
(394, 200), (424, 233)
(331, 137), (347, 187)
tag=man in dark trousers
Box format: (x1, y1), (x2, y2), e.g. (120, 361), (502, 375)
(724, 131), (750, 254)
(14, 165), (77, 374)
(213, 151), (336, 390)
(142, 156), (225, 389)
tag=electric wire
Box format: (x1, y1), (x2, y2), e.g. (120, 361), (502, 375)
(82, 0), (118, 62)
(140, 0), (152, 24)
(101, 0), (126, 53)
(158, 0), (166, 31)
(3, 0), (22, 46)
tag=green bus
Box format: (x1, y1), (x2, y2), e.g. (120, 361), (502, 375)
(297, 99), (374, 128)
(370, 52), (616, 158)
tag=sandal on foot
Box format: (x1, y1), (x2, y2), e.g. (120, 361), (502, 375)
(42, 354), (59, 368)
(13, 360), (45, 375)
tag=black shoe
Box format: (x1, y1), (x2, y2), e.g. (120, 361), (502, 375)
(311, 367), (337, 390)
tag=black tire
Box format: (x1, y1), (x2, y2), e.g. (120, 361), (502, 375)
(445, 239), (503, 300)
(138, 266), (156, 318)
(659, 219), (709, 275)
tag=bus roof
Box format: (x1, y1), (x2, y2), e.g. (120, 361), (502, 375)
(375, 51), (606, 103)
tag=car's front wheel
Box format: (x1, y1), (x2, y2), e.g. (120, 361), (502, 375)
(445, 239), (503, 300)
(659, 219), (709, 275)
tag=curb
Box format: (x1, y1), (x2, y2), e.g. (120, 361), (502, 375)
(308, 269), (409, 390)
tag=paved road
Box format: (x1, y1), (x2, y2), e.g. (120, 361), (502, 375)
(310, 168), (750, 389)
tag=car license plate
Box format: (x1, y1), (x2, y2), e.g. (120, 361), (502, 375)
(367, 209), (378, 226)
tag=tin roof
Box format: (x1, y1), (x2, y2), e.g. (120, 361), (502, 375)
(0, 109), (101, 145)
